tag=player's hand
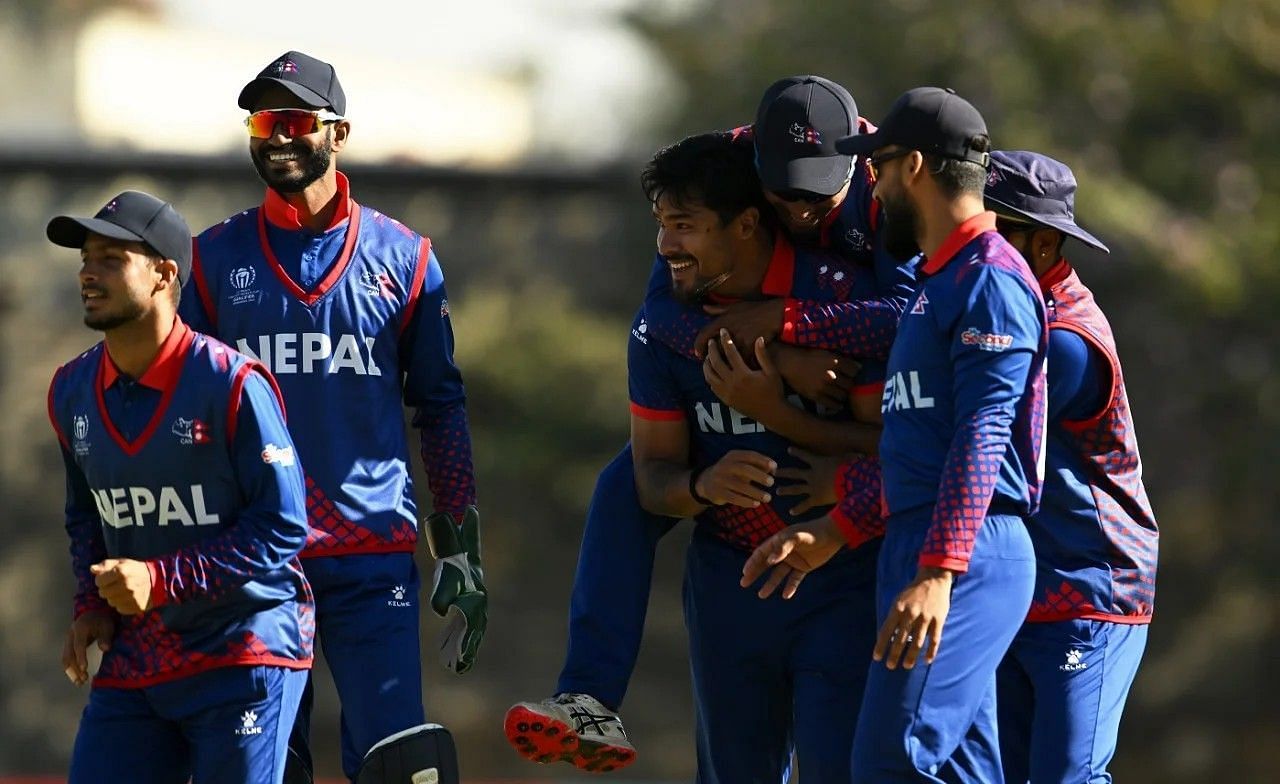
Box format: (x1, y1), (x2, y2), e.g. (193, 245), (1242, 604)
(874, 566), (955, 670)
(740, 516), (844, 599)
(427, 506), (487, 675)
(694, 299), (785, 358)
(703, 331), (786, 424)
(775, 447), (843, 516)
(770, 344), (860, 410)
(696, 450), (776, 508)
(91, 558), (154, 615)
(61, 610), (115, 686)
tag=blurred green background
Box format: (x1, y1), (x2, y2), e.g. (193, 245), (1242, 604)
(0, 0), (1276, 781)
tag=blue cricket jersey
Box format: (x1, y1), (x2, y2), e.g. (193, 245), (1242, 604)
(182, 173), (476, 557)
(48, 319), (313, 687)
(879, 212), (1048, 572)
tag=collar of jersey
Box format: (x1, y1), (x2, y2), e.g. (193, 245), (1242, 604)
(1038, 257), (1073, 294)
(100, 317), (193, 391)
(918, 211), (998, 277)
(262, 170), (352, 232)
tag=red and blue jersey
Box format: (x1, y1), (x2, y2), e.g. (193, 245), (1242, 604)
(630, 235), (884, 552)
(48, 320), (313, 688)
(181, 173), (476, 558)
(879, 212), (1048, 572)
(1026, 261), (1158, 622)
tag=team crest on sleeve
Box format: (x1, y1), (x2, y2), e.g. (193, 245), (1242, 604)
(72, 414), (91, 456)
(228, 267), (259, 306)
(910, 291), (929, 315)
(960, 327), (1014, 352)
(171, 417), (211, 445)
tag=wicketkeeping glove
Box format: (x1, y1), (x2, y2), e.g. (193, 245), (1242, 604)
(426, 505), (487, 674)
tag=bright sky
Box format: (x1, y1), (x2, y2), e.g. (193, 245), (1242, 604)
(73, 0), (694, 166)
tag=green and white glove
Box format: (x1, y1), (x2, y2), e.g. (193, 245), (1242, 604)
(426, 506), (487, 674)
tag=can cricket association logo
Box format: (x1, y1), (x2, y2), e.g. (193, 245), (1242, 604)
(171, 417), (211, 446)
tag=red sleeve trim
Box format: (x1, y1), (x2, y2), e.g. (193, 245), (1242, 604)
(399, 236), (432, 336)
(630, 402), (684, 421)
(47, 365), (69, 449)
(780, 298), (800, 344)
(145, 561), (170, 609)
(830, 507), (873, 550)
(191, 238), (217, 331)
(918, 554), (969, 573)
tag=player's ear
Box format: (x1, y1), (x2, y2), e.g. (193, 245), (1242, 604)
(1031, 228), (1062, 265)
(734, 206), (761, 240)
(331, 119), (351, 152)
(153, 257), (179, 294)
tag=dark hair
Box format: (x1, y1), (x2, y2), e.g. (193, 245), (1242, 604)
(641, 131), (771, 226)
(924, 134), (991, 198)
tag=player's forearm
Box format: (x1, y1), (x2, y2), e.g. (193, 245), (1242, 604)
(416, 403), (477, 517)
(634, 458), (706, 519)
(147, 506), (308, 606)
(780, 297), (904, 359)
(920, 405), (1015, 573)
(754, 401), (881, 457)
(831, 455), (885, 549)
(61, 449), (111, 618)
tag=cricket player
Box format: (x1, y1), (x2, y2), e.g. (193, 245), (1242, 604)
(180, 51), (479, 784)
(506, 76), (913, 773)
(986, 150), (1158, 784)
(47, 190), (313, 784)
(748, 87), (1049, 781)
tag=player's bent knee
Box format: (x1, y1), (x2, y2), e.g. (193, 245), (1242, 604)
(356, 724), (459, 784)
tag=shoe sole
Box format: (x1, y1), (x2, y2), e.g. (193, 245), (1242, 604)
(504, 704), (578, 764)
(571, 737), (637, 773)
(504, 703), (638, 773)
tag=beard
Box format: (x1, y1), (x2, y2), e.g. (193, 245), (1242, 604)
(669, 255), (732, 306)
(251, 128), (333, 193)
(84, 299), (145, 332)
(879, 190), (923, 261)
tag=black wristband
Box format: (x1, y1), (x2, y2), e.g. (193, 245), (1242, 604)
(689, 466), (715, 506)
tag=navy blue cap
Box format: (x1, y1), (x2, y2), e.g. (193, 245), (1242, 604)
(754, 75), (858, 196)
(239, 50), (346, 115)
(46, 191), (193, 284)
(836, 86), (989, 166)
(984, 150), (1109, 253)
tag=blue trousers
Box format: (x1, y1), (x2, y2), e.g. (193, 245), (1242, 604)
(290, 552), (425, 782)
(996, 618), (1149, 783)
(686, 528), (879, 784)
(69, 665), (308, 784)
(557, 446), (678, 709)
(852, 511), (1035, 783)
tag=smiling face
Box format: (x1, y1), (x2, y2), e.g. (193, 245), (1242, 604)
(652, 191), (747, 305)
(78, 233), (173, 331)
(248, 86), (346, 193)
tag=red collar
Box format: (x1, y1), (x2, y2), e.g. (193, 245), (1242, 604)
(918, 211), (998, 276)
(761, 230), (797, 297)
(262, 170), (352, 231)
(1037, 258), (1073, 295)
(100, 318), (193, 391)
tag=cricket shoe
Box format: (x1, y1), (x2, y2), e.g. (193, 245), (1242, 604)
(504, 692), (637, 773)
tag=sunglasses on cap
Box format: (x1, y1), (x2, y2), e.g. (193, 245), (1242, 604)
(769, 188), (831, 204)
(244, 108), (344, 139)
